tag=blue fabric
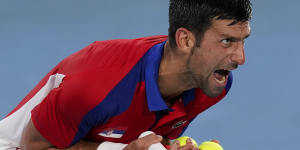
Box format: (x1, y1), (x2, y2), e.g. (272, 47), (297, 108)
(145, 41), (169, 111)
(145, 41), (196, 111)
(71, 41), (198, 145)
(182, 89), (195, 106)
(70, 55), (146, 145)
(225, 72), (233, 93)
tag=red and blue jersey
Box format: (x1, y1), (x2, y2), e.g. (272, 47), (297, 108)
(0, 35), (232, 149)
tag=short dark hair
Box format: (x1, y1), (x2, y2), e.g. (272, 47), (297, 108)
(168, 0), (252, 48)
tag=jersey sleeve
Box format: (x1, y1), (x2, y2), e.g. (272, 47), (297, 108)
(29, 43), (114, 148)
(30, 74), (74, 148)
(31, 71), (114, 148)
(30, 36), (168, 148)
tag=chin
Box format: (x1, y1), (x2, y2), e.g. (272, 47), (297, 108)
(202, 87), (224, 98)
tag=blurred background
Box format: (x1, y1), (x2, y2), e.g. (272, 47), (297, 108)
(0, 0), (299, 149)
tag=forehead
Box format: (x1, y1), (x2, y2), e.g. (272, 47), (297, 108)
(209, 19), (251, 38)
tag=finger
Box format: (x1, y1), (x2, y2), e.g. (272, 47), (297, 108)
(169, 140), (180, 150)
(179, 143), (196, 150)
(186, 138), (193, 145)
(139, 133), (163, 147)
(174, 140), (181, 147)
(192, 146), (199, 150)
(211, 139), (220, 144)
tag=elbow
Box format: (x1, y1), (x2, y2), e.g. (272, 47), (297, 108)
(20, 137), (32, 150)
(20, 119), (53, 150)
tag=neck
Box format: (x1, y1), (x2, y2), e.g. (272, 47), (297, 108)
(157, 41), (196, 105)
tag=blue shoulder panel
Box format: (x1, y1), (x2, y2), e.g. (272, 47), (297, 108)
(225, 72), (233, 94)
(70, 55), (147, 145)
(145, 41), (196, 110)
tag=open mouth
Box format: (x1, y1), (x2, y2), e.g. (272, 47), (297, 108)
(213, 69), (230, 84)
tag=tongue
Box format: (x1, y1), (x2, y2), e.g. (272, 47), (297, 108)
(214, 72), (224, 81)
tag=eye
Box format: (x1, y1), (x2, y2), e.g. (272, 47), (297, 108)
(221, 39), (232, 47)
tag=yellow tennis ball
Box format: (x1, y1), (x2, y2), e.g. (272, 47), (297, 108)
(198, 141), (223, 150)
(176, 136), (198, 147)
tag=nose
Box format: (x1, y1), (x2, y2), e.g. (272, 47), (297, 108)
(231, 42), (245, 65)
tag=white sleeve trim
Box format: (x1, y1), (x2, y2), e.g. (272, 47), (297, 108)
(0, 73), (66, 148)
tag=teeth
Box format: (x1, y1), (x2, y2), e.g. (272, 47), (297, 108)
(215, 76), (226, 84)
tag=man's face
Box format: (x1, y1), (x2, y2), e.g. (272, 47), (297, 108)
(188, 19), (251, 97)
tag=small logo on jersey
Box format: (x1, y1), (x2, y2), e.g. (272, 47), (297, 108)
(172, 120), (187, 129)
(98, 127), (127, 138)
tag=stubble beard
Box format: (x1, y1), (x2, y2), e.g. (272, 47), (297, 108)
(189, 69), (224, 98)
(202, 78), (224, 98)
(185, 47), (224, 97)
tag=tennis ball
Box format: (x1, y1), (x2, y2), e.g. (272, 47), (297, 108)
(176, 136), (198, 147)
(198, 140), (223, 150)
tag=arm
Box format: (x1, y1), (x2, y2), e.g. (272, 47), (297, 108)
(20, 119), (165, 150)
(20, 119), (99, 150)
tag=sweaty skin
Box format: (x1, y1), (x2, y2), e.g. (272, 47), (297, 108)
(158, 19), (250, 102)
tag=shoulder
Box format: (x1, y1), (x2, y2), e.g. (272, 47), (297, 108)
(51, 35), (168, 117)
(57, 35), (167, 73)
(89, 35), (168, 63)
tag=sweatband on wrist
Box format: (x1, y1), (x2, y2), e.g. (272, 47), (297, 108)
(97, 141), (128, 150)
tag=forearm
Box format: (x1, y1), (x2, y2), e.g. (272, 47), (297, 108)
(21, 119), (100, 150)
(45, 140), (99, 150)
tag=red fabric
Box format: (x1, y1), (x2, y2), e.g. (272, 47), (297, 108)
(159, 89), (227, 139)
(164, 144), (171, 149)
(30, 35), (167, 148)
(10, 35), (228, 148)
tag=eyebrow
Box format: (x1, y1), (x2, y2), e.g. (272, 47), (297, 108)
(220, 33), (251, 41)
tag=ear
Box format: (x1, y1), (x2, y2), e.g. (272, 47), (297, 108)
(175, 28), (196, 52)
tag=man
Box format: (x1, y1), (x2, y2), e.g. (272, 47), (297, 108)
(0, 0), (252, 150)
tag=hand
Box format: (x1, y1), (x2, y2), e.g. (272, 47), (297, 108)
(123, 133), (163, 150)
(169, 138), (199, 150)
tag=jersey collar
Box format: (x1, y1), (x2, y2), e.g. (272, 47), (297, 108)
(145, 41), (195, 112)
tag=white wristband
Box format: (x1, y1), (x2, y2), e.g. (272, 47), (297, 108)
(97, 141), (128, 150)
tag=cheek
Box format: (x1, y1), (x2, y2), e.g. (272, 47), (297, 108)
(189, 50), (213, 74)
(194, 49), (227, 76)
(204, 44), (229, 64)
